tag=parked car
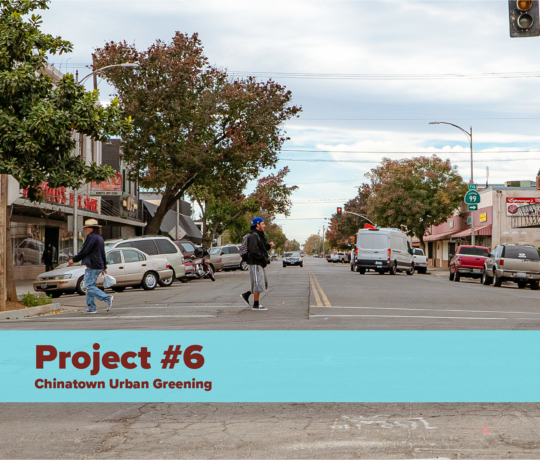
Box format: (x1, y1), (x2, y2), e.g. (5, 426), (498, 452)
(33, 248), (173, 297)
(329, 252), (347, 263)
(449, 245), (490, 282)
(14, 238), (44, 265)
(354, 227), (414, 275)
(412, 248), (428, 274)
(104, 236), (185, 287)
(482, 243), (540, 289)
(283, 251), (303, 268)
(209, 245), (248, 271)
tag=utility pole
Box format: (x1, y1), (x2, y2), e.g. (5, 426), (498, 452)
(322, 225), (325, 256)
(176, 200), (180, 241)
(0, 175), (7, 311)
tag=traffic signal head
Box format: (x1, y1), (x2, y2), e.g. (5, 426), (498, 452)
(509, 0), (540, 37)
(337, 207), (343, 216)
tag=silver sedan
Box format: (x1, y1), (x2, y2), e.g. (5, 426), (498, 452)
(33, 248), (173, 298)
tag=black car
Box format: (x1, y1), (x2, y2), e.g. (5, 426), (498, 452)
(283, 251), (303, 268)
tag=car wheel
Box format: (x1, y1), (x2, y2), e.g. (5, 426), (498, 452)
(493, 270), (503, 287)
(419, 267), (427, 274)
(240, 261), (248, 271)
(142, 272), (158, 290)
(350, 264), (354, 272)
(454, 272), (461, 282)
(531, 280), (540, 290)
(50, 291), (62, 298)
(76, 276), (86, 296)
(407, 264), (414, 276)
(517, 281), (528, 289)
(283, 264), (286, 268)
(389, 263), (397, 275)
(112, 286), (126, 292)
(300, 263), (303, 268)
(482, 270), (493, 285)
(449, 271), (455, 281)
(359, 268), (366, 275)
(158, 269), (175, 287)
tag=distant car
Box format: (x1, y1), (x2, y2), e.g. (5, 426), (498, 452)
(449, 245), (490, 282)
(209, 245), (247, 271)
(482, 243), (540, 289)
(14, 238), (44, 265)
(33, 248), (173, 297)
(283, 251), (303, 268)
(412, 248), (428, 274)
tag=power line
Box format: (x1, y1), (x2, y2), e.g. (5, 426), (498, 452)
(279, 158), (540, 164)
(282, 149), (540, 154)
(292, 117), (540, 121)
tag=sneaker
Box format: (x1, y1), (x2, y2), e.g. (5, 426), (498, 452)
(252, 305), (267, 311)
(106, 295), (114, 311)
(82, 310), (97, 315)
(210, 273), (215, 282)
(240, 292), (251, 307)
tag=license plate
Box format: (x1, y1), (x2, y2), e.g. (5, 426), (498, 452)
(40, 283), (48, 289)
(473, 269), (482, 273)
(376, 262), (382, 265)
(516, 273), (527, 278)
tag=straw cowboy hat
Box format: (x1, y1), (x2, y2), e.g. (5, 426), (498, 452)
(83, 218), (102, 228)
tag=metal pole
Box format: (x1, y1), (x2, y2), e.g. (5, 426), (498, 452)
(0, 175), (7, 311)
(73, 192), (78, 256)
(322, 225), (325, 256)
(176, 200), (180, 241)
(470, 126), (475, 246)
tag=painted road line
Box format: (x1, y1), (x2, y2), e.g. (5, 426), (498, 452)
(107, 305), (247, 310)
(309, 305), (540, 315)
(309, 271), (331, 307)
(3, 315), (217, 321)
(308, 271), (323, 307)
(309, 314), (509, 320)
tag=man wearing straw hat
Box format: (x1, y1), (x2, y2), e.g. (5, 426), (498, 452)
(68, 219), (113, 314)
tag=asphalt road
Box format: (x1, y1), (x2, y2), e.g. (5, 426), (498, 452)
(4, 258), (540, 459)
(4, 257), (540, 330)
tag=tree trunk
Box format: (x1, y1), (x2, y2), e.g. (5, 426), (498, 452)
(5, 207), (17, 302)
(203, 222), (219, 248)
(145, 190), (177, 235)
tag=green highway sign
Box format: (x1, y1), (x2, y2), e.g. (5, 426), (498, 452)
(468, 184), (477, 190)
(464, 190), (480, 204)
(468, 204), (478, 211)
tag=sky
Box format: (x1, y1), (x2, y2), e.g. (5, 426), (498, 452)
(41, 0), (540, 243)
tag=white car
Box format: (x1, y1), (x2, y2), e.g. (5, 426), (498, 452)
(413, 248), (428, 274)
(105, 236), (186, 286)
(33, 248), (173, 298)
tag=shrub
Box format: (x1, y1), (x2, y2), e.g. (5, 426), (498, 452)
(20, 293), (53, 308)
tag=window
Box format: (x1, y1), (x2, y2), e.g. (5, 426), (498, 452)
(467, 216), (473, 225)
(413, 249), (424, 256)
(358, 234), (373, 249)
(221, 247), (230, 255)
(372, 235), (387, 250)
(180, 242), (195, 252)
(459, 247), (490, 257)
(504, 246), (540, 260)
(131, 240), (158, 255)
(117, 242), (131, 248)
(156, 239), (178, 254)
(228, 246), (240, 254)
(106, 251), (122, 265)
(209, 248), (221, 255)
(123, 250), (142, 263)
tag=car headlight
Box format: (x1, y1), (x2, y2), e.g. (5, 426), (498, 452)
(54, 274), (72, 280)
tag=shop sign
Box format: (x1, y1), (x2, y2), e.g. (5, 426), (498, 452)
(479, 212), (487, 223)
(22, 183), (99, 213)
(506, 197), (540, 216)
(91, 172), (122, 196)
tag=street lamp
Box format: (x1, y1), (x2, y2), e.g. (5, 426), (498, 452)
(79, 63), (139, 90)
(429, 121), (475, 245)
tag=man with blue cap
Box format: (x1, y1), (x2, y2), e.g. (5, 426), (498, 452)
(240, 217), (275, 310)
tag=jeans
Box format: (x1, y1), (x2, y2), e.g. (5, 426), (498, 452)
(84, 269), (111, 312)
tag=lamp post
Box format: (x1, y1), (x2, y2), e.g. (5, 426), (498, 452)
(429, 121), (475, 246)
(341, 210), (376, 227)
(72, 63), (139, 255)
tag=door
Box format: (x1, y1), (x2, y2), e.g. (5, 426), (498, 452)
(221, 246), (232, 267)
(122, 249), (147, 284)
(105, 250), (126, 284)
(227, 246), (241, 267)
(44, 227), (59, 267)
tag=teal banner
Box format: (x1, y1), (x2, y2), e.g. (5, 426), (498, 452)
(0, 331), (538, 402)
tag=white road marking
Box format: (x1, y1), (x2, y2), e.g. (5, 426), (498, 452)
(108, 305), (245, 310)
(310, 305), (540, 316)
(310, 314), (508, 320)
(10, 315), (215, 321)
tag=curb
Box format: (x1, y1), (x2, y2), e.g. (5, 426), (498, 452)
(0, 303), (61, 320)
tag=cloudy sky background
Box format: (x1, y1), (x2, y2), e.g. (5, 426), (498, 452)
(42, 0), (540, 243)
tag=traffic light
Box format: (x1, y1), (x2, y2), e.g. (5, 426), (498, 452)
(337, 207), (343, 216)
(509, 0), (540, 37)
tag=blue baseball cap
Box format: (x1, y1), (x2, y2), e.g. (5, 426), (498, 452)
(251, 217), (264, 226)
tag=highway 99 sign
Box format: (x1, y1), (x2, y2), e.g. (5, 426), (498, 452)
(464, 191), (480, 204)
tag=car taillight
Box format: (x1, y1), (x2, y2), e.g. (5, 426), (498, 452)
(166, 264), (170, 269)
(355, 248), (358, 254)
(387, 248), (391, 261)
(500, 259), (504, 266)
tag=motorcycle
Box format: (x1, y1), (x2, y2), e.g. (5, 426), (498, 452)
(182, 249), (215, 282)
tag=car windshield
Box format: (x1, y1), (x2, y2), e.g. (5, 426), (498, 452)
(209, 248), (221, 255)
(459, 247), (490, 257)
(285, 252), (301, 258)
(104, 243), (117, 251)
(504, 246), (540, 260)
(413, 249), (424, 256)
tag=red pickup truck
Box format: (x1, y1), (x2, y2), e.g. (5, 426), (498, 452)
(449, 245), (490, 282)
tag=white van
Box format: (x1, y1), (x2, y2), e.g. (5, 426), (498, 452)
(353, 228), (414, 275)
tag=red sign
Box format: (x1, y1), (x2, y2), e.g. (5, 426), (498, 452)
(22, 183), (99, 213)
(91, 172), (122, 195)
(506, 197), (540, 216)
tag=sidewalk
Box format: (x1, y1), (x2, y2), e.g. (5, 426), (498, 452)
(427, 267), (448, 278)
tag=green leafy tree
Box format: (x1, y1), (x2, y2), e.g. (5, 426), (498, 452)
(364, 156), (467, 248)
(93, 33), (301, 235)
(284, 239), (301, 252)
(0, 0), (130, 306)
(303, 234), (324, 255)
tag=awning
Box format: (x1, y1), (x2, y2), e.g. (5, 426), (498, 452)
(143, 201), (203, 243)
(451, 224), (492, 238)
(422, 230), (461, 242)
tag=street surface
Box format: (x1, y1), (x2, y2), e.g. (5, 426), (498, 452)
(3, 258), (540, 458)
(4, 257), (540, 330)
